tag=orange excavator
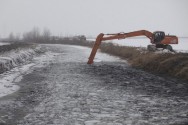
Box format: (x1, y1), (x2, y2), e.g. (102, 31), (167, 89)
(87, 30), (178, 64)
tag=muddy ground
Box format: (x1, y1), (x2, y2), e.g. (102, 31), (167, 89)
(0, 44), (188, 125)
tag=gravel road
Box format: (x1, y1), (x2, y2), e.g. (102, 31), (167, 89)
(0, 44), (188, 125)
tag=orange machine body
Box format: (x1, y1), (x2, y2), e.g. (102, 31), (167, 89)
(160, 36), (178, 44)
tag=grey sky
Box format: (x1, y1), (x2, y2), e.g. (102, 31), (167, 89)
(0, 0), (188, 37)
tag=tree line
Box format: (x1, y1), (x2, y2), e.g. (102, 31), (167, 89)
(1, 27), (86, 43)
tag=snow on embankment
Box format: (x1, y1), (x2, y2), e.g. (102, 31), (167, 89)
(0, 44), (43, 73)
(0, 43), (45, 98)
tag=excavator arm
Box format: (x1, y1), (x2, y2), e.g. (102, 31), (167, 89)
(87, 30), (153, 64)
(87, 30), (178, 64)
(103, 30), (153, 41)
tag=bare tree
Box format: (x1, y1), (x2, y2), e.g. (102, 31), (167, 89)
(8, 32), (16, 42)
(15, 33), (21, 41)
(42, 28), (51, 42)
(23, 27), (41, 42)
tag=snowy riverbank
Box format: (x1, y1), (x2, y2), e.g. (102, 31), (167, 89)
(0, 44), (60, 98)
(0, 45), (42, 97)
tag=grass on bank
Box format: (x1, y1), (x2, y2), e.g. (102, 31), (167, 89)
(100, 42), (188, 81)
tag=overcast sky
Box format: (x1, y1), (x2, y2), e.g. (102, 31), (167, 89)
(0, 0), (188, 38)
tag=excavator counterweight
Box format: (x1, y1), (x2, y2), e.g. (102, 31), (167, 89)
(87, 30), (178, 64)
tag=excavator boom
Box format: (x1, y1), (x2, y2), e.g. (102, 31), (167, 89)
(87, 30), (178, 64)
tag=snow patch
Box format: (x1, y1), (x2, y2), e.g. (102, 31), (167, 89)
(0, 63), (35, 98)
(85, 120), (100, 125)
(0, 42), (9, 46)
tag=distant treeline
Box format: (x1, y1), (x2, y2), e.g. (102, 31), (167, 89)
(0, 27), (88, 45)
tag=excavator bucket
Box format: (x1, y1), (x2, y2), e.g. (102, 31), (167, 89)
(87, 33), (104, 64)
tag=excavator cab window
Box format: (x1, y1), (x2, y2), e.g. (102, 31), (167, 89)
(153, 31), (165, 43)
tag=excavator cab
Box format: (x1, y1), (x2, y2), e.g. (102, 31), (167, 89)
(153, 31), (165, 43)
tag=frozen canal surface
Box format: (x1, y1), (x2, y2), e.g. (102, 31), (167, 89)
(0, 44), (188, 125)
